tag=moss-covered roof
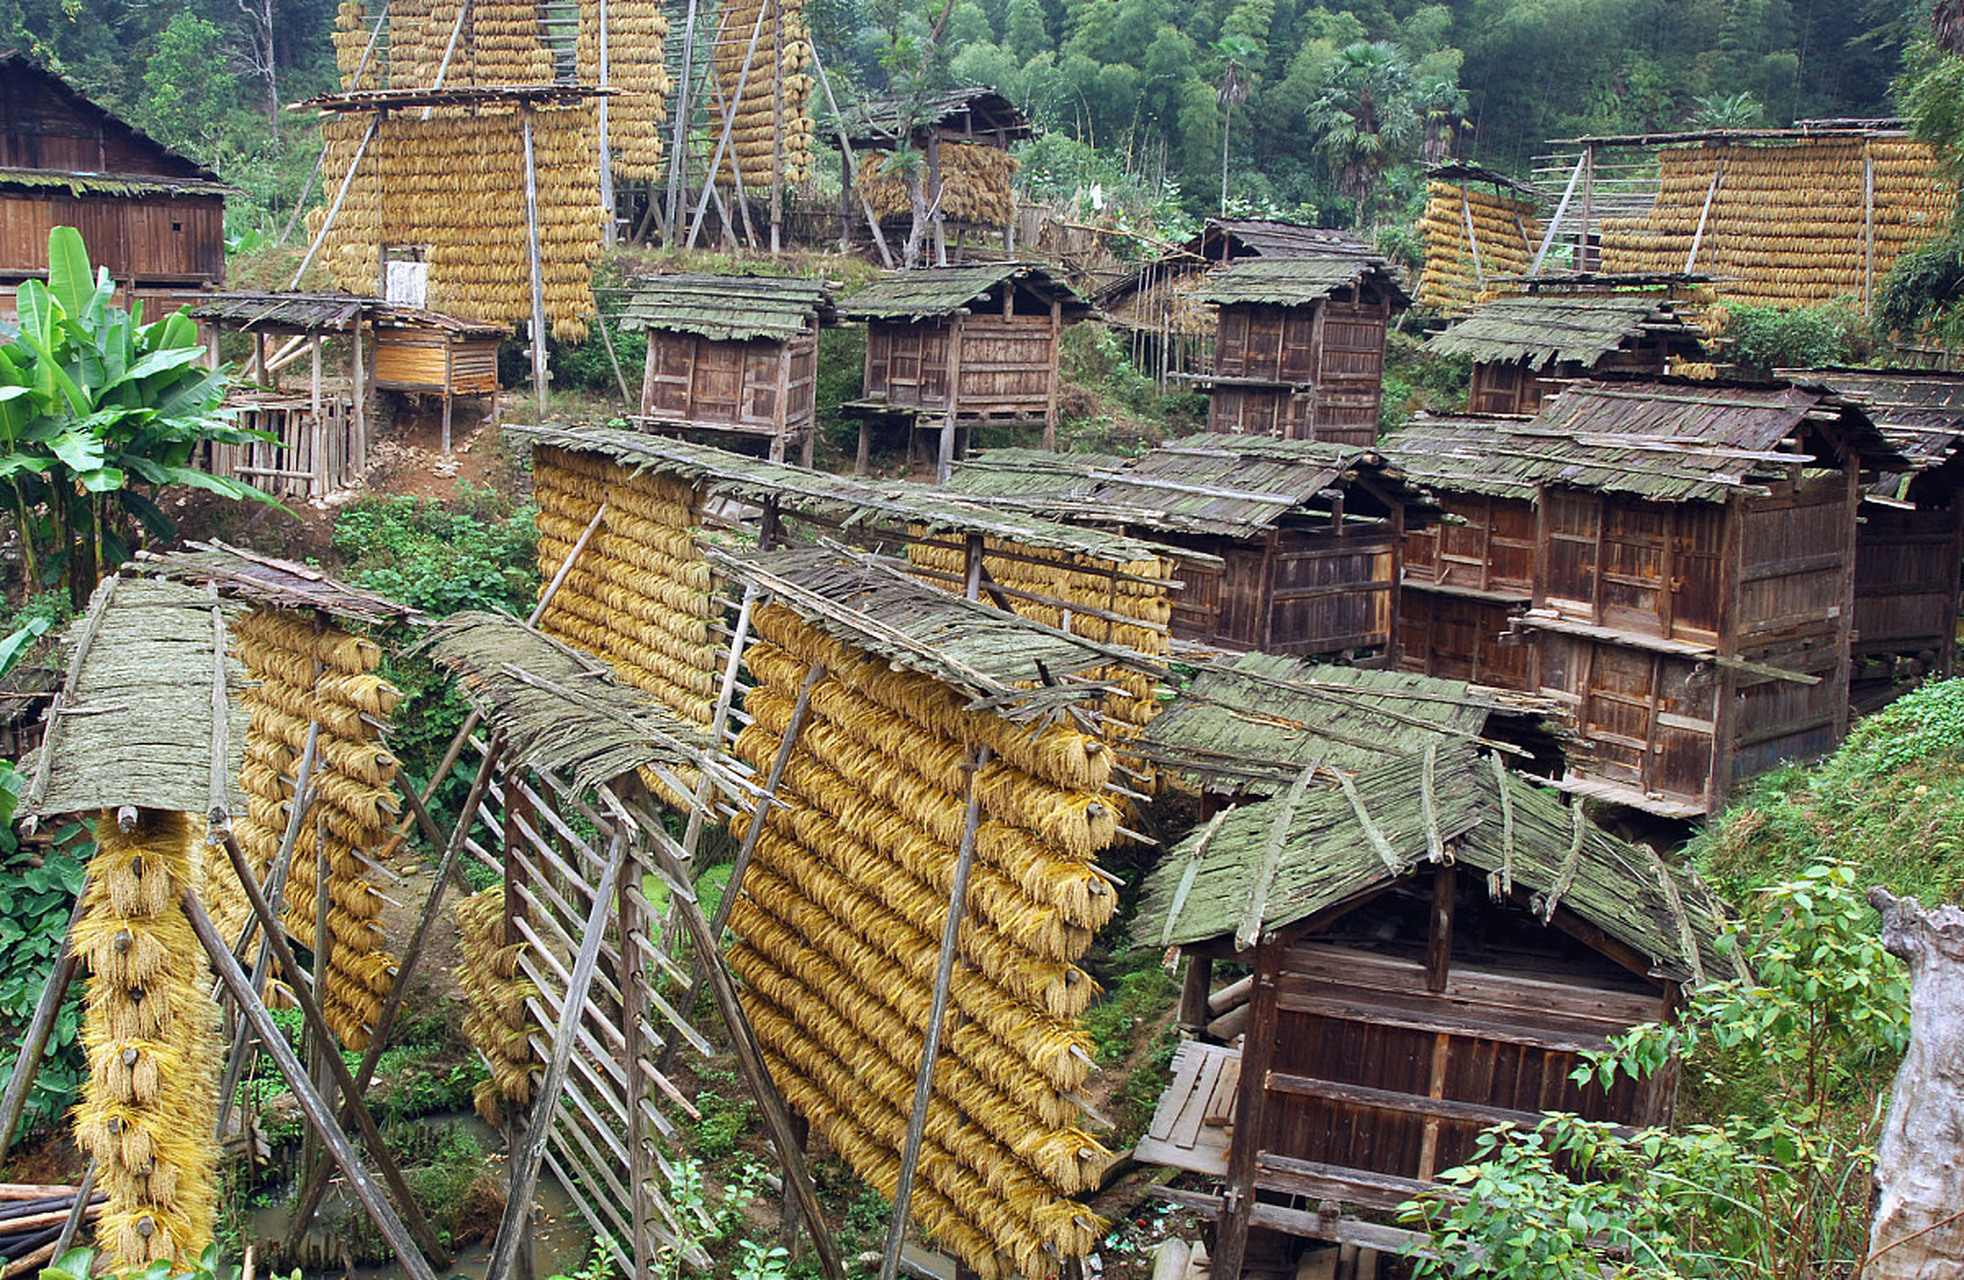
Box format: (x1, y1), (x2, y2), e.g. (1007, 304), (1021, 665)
(840, 263), (1091, 320)
(1780, 367), (1964, 470)
(1134, 740), (1734, 983)
(618, 275), (835, 341)
(1379, 418), (1540, 500)
(1428, 294), (1692, 370)
(1134, 652), (1499, 792)
(0, 166), (231, 197)
(1191, 255), (1410, 309)
(941, 448), (1128, 505)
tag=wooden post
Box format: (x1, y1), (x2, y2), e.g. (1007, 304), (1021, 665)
(1045, 298), (1061, 451)
(768, 0), (784, 257)
(619, 840), (651, 1280)
(854, 420), (871, 477)
(1529, 151), (1585, 277)
(0, 893), (89, 1163)
(809, 43), (895, 268)
(442, 343), (455, 454)
(1177, 952), (1212, 1036)
(598, 0), (614, 248)
(309, 335), (325, 495)
(1863, 145), (1877, 313)
(662, 0), (698, 241)
(184, 892), (440, 1280)
(522, 104), (550, 423)
(290, 115), (380, 291)
(484, 832), (632, 1280)
(877, 746), (990, 1280)
(1684, 160), (1725, 275)
(1425, 862), (1455, 993)
(1213, 941), (1281, 1280)
(350, 318), (366, 480)
(938, 316), (964, 484)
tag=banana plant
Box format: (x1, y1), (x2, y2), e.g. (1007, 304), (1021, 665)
(0, 226), (274, 605)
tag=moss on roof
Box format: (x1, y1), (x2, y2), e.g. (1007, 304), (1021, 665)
(1192, 255), (1409, 309)
(1428, 294), (1690, 370)
(840, 264), (1090, 320)
(618, 275), (834, 341)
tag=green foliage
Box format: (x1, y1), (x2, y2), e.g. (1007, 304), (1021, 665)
(547, 1238), (618, 1280)
(815, 325), (868, 459)
(38, 1243), (273, 1280)
(1307, 41), (1422, 228)
(332, 481), (540, 617)
(656, 1156), (767, 1280)
(733, 1240), (792, 1280)
(1689, 89), (1766, 130)
(691, 1081), (759, 1161)
(1082, 964), (1178, 1064)
(1405, 862), (1908, 1280)
(0, 826), (89, 1140)
(1718, 301), (1866, 376)
(0, 228), (274, 606)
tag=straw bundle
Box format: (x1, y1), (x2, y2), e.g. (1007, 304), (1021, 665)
(219, 606), (400, 1051)
(1599, 137), (1956, 310)
(858, 143), (1019, 225)
(467, 0), (554, 84)
(71, 809), (221, 1270)
(711, 0), (815, 189)
(724, 605), (1118, 1279)
(579, 0), (672, 180)
(454, 886), (540, 1123)
(1419, 182), (1539, 316)
(332, 1), (382, 91)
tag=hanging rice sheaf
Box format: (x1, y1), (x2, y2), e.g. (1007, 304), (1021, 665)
(467, 0), (555, 85)
(455, 886), (541, 1124)
(220, 606), (400, 1051)
(903, 535), (1171, 774)
(711, 0), (815, 189)
(726, 603), (1119, 1280)
(332, 1), (383, 91)
(313, 107), (604, 341)
(858, 144), (1019, 225)
(1419, 181), (1539, 316)
(528, 446), (724, 803)
(71, 810), (221, 1270)
(1598, 137), (1956, 311)
(579, 0), (673, 181)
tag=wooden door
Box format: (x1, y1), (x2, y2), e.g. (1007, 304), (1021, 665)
(1541, 490), (1600, 620)
(1599, 498), (1668, 634)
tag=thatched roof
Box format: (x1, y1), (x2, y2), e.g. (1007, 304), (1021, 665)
(840, 264), (1091, 321)
(717, 545), (1163, 721)
(425, 610), (723, 795)
(1192, 255), (1410, 309)
(1428, 294), (1694, 370)
(138, 542), (425, 626)
(832, 86), (1032, 149)
(948, 435), (1429, 538)
(26, 576), (248, 823)
(618, 275), (835, 342)
(1134, 652), (1499, 793)
(1379, 418), (1540, 501)
(1779, 367), (1964, 471)
(1134, 740), (1734, 983)
(1184, 219), (1376, 263)
(508, 425), (1174, 564)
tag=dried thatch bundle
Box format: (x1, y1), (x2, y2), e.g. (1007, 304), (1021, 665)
(455, 886), (540, 1124)
(858, 143), (1018, 225)
(72, 809), (221, 1270)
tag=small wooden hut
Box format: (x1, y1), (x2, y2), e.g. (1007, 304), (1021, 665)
(948, 435), (1430, 659)
(840, 263), (1092, 480)
(1, 51), (227, 314)
(1133, 741), (1732, 1275)
(834, 87), (1032, 255)
(1789, 368), (1964, 700)
(369, 306), (508, 448)
(1382, 418), (1542, 691)
(1400, 378), (1903, 817)
(1428, 290), (1705, 416)
(617, 275), (836, 464)
(1191, 255), (1409, 445)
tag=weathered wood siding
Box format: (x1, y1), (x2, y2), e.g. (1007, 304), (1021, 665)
(1404, 494), (1536, 597)
(1852, 496), (1962, 675)
(1256, 940), (1664, 1188)
(1466, 359), (1552, 416)
(1265, 527), (1397, 654)
(1, 193), (224, 283)
(1396, 591), (1531, 690)
(1208, 298), (1388, 445)
(1539, 492), (1726, 645)
(0, 69), (205, 176)
(373, 335), (501, 395)
(641, 330), (816, 437)
(864, 315), (1057, 420)
(1536, 637), (1719, 809)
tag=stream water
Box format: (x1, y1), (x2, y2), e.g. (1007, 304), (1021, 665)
(245, 1113), (592, 1280)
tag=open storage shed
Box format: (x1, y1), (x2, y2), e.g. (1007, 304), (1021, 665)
(1132, 740), (1734, 1276)
(839, 263), (1093, 480)
(618, 274), (836, 463)
(1190, 255), (1409, 445)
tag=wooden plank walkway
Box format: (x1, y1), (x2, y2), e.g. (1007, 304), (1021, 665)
(1135, 1040), (1240, 1177)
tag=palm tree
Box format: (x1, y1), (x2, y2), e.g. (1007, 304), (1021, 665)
(1415, 72), (1468, 164)
(1216, 34), (1261, 214)
(1306, 41), (1420, 230)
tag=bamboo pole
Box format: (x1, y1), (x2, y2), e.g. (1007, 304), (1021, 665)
(663, 0), (701, 241)
(877, 746), (990, 1280)
(598, 0), (614, 247)
(0, 893), (89, 1162)
(685, 0), (770, 249)
(522, 105), (550, 423)
(810, 44), (895, 268)
(290, 116), (380, 291)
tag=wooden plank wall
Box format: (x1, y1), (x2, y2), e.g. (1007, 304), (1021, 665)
(642, 331), (816, 439)
(1, 193), (224, 281)
(0, 70), (207, 176)
(1852, 497), (1963, 674)
(1403, 494), (1536, 598)
(1208, 299), (1387, 444)
(952, 313), (1055, 415)
(1538, 492), (1725, 645)
(207, 395), (365, 499)
(864, 321), (952, 410)
(1536, 638), (1719, 808)
(374, 336), (502, 396)
(1265, 529), (1397, 654)
(1396, 592), (1532, 690)
(1257, 941), (1663, 1188)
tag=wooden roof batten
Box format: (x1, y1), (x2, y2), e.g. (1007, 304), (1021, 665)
(1428, 294), (1701, 372)
(617, 274), (837, 342)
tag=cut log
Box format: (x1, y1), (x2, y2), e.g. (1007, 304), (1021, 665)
(1208, 975), (1253, 1016)
(1866, 887), (1964, 1279)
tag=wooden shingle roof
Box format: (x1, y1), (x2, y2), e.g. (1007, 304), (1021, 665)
(1779, 368), (1964, 471)
(840, 264), (1091, 320)
(1135, 741), (1734, 983)
(1428, 294), (1694, 370)
(1192, 255), (1410, 309)
(618, 275), (835, 341)
(1379, 418), (1540, 500)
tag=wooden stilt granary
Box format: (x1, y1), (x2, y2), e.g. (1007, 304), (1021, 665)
(617, 274), (836, 463)
(1131, 741), (1736, 1275)
(1190, 255), (1409, 444)
(839, 263), (1092, 482)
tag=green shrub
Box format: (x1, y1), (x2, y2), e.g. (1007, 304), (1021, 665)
(331, 481), (539, 617)
(1721, 302), (1868, 377)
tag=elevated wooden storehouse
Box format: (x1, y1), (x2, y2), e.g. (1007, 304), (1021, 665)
(840, 264), (1092, 480)
(1429, 290), (1705, 416)
(1133, 741), (1732, 1275)
(618, 275), (836, 464)
(368, 307), (508, 449)
(1488, 378), (1902, 816)
(949, 435), (1429, 659)
(1790, 368), (1964, 698)
(1, 51), (227, 313)
(1191, 255), (1409, 444)
(834, 87), (1032, 255)
(1382, 418), (1541, 691)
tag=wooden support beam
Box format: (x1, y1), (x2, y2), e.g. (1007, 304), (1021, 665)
(522, 105), (550, 423)
(0, 893), (89, 1162)
(809, 43), (895, 268)
(483, 833), (631, 1280)
(184, 891), (438, 1280)
(1213, 941), (1282, 1280)
(877, 746), (990, 1280)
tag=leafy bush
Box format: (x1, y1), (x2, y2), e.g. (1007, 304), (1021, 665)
(0, 821), (89, 1140)
(331, 481), (540, 617)
(1719, 302), (1868, 377)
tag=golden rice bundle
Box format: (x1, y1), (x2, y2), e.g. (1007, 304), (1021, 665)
(73, 810), (221, 1270)
(455, 886), (541, 1123)
(858, 143), (1018, 224)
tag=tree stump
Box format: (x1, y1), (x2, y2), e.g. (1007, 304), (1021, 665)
(1866, 888), (1964, 1279)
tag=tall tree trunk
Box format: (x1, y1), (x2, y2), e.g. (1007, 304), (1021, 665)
(1866, 888), (1964, 1279)
(1220, 98), (1231, 215)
